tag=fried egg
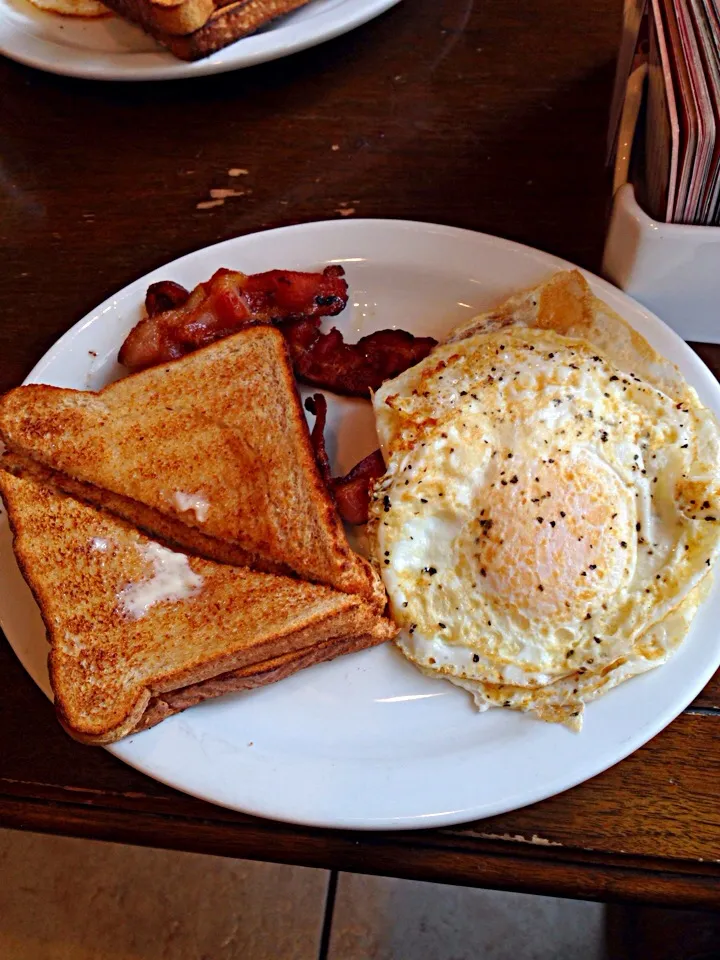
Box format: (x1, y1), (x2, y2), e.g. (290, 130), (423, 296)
(369, 271), (720, 728)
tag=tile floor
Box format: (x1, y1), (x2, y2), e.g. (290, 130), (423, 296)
(0, 827), (607, 959)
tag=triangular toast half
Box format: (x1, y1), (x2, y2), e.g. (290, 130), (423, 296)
(0, 327), (383, 607)
(0, 470), (394, 744)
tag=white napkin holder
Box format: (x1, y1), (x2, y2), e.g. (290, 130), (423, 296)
(602, 60), (720, 344)
(604, 183), (720, 344)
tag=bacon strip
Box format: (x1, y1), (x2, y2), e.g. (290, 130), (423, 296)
(332, 450), (386, 525)
(119, 266), (348, 372)
(282, 320), (437, 397)
(145, 280), (191, 316)
(304, 394), (333, 486)
(120, 265), (437, 396)
(304, 394), (386, 525)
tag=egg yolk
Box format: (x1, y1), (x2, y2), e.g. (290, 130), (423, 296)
(471, 452), (635, 620)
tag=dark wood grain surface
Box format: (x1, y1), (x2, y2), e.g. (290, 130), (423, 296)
(1, 0), (719, 909)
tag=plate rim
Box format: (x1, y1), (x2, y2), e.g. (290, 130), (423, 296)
(5, 216), (720, 831)
(0, 0), (401, 80)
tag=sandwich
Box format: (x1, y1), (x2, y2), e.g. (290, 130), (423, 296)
(0, 469), (394, 744)
(0, 324), (395, 742)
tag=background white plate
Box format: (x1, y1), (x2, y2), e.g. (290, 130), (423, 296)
(0, 0), (400, 80)
(1, 219), (719, 830)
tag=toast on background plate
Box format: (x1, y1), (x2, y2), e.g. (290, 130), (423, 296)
(0, 470), (395, 745)
(100, 0), (314, 61)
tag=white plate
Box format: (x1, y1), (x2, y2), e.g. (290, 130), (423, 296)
(2, 219), (719, 830)
(0, 0), (400, 80)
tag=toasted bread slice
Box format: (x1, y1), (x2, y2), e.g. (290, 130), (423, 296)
(0, 470), (395, 745)
(100, 0), (310, 57)
(137, 632), (377, 731)
(0, 327), (384, 608)
(2, 452), (289, 574)
(147, 0), (310, 58)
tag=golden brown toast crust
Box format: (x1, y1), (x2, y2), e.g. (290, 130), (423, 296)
(136, 629), (388, 731)
(0, 470), (395, 745)
(0, 327), (385, 609)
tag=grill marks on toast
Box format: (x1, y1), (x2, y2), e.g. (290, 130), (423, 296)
(0, 471), (395, 745)
(0, 327), (383, 607)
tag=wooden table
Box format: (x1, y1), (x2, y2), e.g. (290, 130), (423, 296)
(1, 0), (719, 912)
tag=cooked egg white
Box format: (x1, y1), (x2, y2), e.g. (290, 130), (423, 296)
(369, 302), (720, 727)
(444, 578), (709, 728)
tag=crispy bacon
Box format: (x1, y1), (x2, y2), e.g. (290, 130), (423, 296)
(304, 394), (333, 487)
(332, 450), (386, 525)
(282, 320), (437, 397)
(145, 280), (190, 316)
(304, 394), (386, 525)
(119, 266), (348, 372)
(121, 264), (437, 396)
